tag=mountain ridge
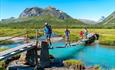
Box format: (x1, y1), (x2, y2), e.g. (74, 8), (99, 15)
(0, 6), (115, 28)
(19, 6), (72, 19)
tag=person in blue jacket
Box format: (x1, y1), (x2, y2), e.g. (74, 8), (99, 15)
(44, 22), (52, 46)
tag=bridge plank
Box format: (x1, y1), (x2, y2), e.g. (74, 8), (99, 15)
(0, 42), (35, 61)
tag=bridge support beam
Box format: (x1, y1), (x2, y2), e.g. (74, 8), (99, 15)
(40, 41), (50, 68)
(6, 41), (50, 70)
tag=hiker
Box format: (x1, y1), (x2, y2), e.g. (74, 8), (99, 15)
(85, 33), (99, 45)
(79, 31), (84, 39)
(65, 28), (71, 47)
(94, 33), (99, 40)
(83, 27), (88, 39)
(44, 22), (52, 47)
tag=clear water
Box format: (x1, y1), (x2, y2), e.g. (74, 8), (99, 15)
(0, 42), (23, 49)
(0, 41), (115, 69)
(49, 42), (115, 69)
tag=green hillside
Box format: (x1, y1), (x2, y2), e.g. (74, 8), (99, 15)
(99, 11), (115, 25)
(0, 12), (115, 29)
(0, 16), (85, 28)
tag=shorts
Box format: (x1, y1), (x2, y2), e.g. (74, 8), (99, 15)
(46, 34), (51, 39)
(66, 36), (70, 41)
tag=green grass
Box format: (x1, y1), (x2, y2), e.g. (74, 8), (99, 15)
(0, 40), (14, 45)
(63, 59), (84, 66)
(0, 48), (7, 70)
(0, 28), (43, 37)
(0, 16), (85, 29)
(53, 29), (115, 46)
(63, 59), (101, 70)
(0, 28), (114, 69)
(0, 28), (115, 46)
(0, 16), (114, 29)
(0, 61), (4, 70)
(0, 47), (8, 52)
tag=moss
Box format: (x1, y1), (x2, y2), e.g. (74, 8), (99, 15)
(63, 59), (84, 66)
(0, 61), (5, 70)
(0, 48), (8, 52)
(0, 40), (14, 45)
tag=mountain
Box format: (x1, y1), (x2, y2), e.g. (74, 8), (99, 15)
(100, 11), (115, 25)
(0, 6), (85, 28)
(1, 6), (114, 28)
(79, 19), (98, 24)
(19, 6), (72, 19)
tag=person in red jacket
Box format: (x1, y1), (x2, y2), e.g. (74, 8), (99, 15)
(80, 31), (84, 39)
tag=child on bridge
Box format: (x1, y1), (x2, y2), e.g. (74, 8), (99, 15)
(65, 28), (71, 47)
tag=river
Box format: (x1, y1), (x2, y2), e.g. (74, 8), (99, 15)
(0, 41), (115, 69)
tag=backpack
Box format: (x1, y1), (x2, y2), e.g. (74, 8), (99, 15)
(45, 25), (52, 34)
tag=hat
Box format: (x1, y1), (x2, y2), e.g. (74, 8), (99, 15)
(45, 22), (48, 25)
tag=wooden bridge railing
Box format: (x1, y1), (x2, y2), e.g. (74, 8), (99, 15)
(0, 29), (40, 61)
(0, 29), (51, 70)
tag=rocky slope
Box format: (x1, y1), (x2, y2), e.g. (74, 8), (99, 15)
(19, 6), (72, 19)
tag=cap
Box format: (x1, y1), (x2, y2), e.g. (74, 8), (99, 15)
(45, 22), (48, 25)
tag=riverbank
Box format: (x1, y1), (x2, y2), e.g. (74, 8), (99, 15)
(0, 28), (115, 46)
(0, 36), (115, 69)
(54, 29), (115, 46)
(0, 37), (25, 45)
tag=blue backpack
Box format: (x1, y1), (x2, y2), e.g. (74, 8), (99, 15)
(44, 25), (52, 34)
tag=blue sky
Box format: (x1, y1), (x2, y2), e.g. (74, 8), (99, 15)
(0, 0), (115, 21)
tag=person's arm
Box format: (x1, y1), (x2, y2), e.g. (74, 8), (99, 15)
(69, 30), (70, 35)
(50, 25), (52, 33)
(44, 26), (47, 35)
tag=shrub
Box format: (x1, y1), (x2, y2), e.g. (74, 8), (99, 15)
(63, 59), (84, 67)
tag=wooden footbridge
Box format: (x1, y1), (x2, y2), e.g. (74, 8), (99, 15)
(0, 29), (52, 69)
(0, 29), (97, 70)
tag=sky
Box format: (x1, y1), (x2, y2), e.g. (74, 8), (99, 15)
(0, 0), (115, 21)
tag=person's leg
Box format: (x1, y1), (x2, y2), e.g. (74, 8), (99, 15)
(85, 34), (87, 39)
(46, 34), (48, 41)
(45, 34), (50, 48)
(48, 34), (52, 48)
(65, 42), (67, 47)
(65, 37), (68, 47)
(68, 37), (71, 47)
(65, 37), (71, 47)
(81, 35), (83, 39)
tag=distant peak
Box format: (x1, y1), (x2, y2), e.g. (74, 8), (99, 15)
(19, 6), (72, 19)
(47, 6), (56, 10)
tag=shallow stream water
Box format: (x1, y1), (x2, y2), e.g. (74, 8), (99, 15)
(0, 39), (115, 69)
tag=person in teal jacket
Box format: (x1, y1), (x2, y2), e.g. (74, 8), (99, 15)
(44, 22), (52, 47)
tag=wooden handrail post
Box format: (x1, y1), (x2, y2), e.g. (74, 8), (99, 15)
(35, 29), (38, 46)
(34, 29), (41, 70)
(25, 31), (29, 43)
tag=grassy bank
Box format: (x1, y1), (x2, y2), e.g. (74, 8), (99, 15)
(53, 29), (115, 46)
(0, 28), (115, 46)
(0, 48), (8, 70)
(0, 40), (14, 45)
(0, 28), (114, 69)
